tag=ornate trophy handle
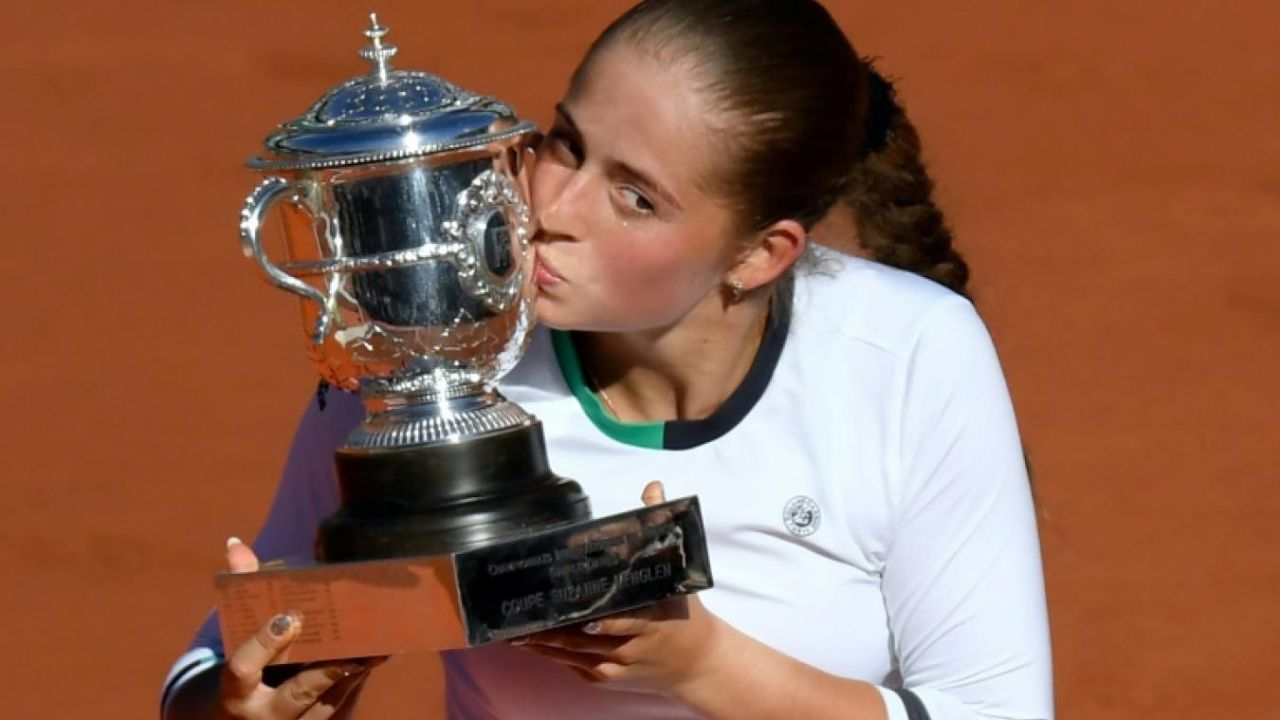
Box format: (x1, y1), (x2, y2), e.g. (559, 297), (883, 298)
(239, 177), (331, 344)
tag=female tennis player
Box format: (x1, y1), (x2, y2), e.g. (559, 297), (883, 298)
(163, 1), (1052, 718)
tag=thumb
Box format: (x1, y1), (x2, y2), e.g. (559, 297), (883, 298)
(225, 536), (260, 574)
(641, 481), (667, 507)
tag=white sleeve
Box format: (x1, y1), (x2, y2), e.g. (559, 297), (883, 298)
(250, 390), (353, 566)
(881, 296), (1054, 720)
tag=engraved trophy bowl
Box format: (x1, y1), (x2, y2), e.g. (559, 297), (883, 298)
(238, 15), (589, 562)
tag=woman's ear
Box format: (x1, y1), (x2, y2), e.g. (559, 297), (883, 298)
(730, 219), (808, 293)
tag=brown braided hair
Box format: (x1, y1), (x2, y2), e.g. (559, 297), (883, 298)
(845, 67), (971, 298)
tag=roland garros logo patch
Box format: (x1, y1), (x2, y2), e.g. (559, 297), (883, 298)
(783, 495), (821, 537)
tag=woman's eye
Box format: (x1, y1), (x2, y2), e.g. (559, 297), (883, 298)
(618, 186), (656, 215)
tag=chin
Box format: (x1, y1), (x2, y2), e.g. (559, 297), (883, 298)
(535, 293), (669, 333)
(533, 296), (576, 330)
(534, 303), (617, 333)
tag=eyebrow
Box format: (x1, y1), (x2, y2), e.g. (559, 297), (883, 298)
(553, 103), (583, 143)
(554, 103), (683, 212)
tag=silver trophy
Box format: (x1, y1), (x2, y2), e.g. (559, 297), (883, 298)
(223, 15), (710, 658)
(237, 14), (589, 562)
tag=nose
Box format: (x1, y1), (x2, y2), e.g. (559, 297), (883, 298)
(533, 162), (591, 243)
(511, 138), (540, 204)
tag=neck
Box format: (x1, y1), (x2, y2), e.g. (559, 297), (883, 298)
(577, 294), (770, 422)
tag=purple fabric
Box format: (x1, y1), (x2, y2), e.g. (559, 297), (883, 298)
(190, 389), (363, 655)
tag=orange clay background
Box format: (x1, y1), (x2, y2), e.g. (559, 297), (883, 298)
(3, 1), (1277, 718)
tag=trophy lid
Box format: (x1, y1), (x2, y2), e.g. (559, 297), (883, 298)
(247, 13), (535, 171)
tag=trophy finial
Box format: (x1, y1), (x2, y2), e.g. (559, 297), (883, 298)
(359, 12), (397, 82)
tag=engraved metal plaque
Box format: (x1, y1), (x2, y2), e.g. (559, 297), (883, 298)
(215, 498), (711, 664)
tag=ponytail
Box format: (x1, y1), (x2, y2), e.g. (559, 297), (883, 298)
(846, 67), (970, 298)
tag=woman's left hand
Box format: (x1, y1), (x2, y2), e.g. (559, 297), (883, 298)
(511, 482), (732, 698)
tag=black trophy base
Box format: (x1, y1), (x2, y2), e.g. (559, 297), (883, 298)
(455, 495), (713, 644)
(214, 497), (714, 664)
(319, 421), (591, 562)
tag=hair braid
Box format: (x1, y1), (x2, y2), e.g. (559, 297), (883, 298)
(846, 67), (970, 298)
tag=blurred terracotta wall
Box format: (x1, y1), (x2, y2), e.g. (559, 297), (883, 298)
(3, 1), (1277, 717)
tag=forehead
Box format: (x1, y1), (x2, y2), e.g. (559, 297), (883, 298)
(566, 43), (723, 194)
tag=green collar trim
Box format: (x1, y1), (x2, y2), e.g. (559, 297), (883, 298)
(551, 330), (665, 449)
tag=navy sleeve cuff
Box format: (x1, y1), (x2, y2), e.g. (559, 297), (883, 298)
(892, 688), (932, 720)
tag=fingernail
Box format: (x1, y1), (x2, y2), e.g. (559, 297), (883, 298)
(268, 612), (294, 638)
(583, 622), (602, 635)
(226, 536), (243, 549)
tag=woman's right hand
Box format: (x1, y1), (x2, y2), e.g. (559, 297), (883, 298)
(215, 539), (379, 719)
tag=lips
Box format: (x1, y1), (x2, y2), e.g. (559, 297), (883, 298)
(533, 251), (565, 287)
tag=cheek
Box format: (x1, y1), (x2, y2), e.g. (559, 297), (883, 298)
(576, 227), (725, 327)
(597, 234), (694, 283)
